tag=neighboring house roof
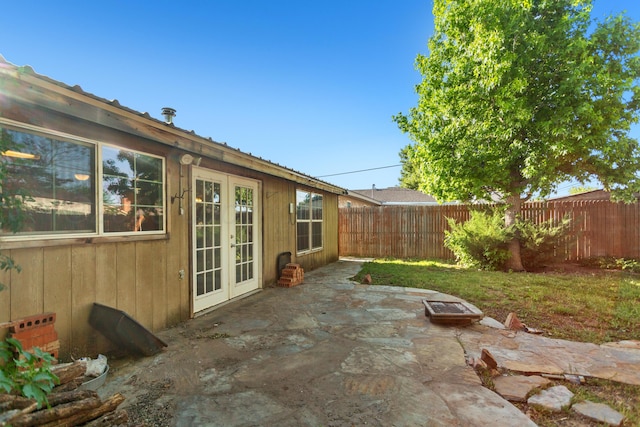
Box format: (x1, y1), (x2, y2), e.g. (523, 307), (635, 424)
(548, 189), (640, 202)
(342, 191), (382, 206)
(0, 55), (345, 196)
(548, 189), (610, 201)
(349, 186), (441, 205)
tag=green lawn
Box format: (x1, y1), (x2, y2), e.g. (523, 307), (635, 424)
(353, 258), (640, 344)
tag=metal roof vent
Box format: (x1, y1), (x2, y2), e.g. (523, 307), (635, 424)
(161, 107), (176, 125)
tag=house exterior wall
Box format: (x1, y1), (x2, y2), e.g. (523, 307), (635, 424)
(338, 195), (379, 208)
(0, 64), (341, 358)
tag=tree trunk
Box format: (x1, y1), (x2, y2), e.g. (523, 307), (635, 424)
(504, 194), (525, 271)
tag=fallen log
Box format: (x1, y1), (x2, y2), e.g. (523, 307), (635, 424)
(0, 394), (33, 410)
(0, 409), (22, 425)
(0, 390), (94, 415)
(7, 396), (101, 427)
(50, 361), (86, 385)
(39, 393), (125, 427)
(48, 390), (97, 407)
(52, 377), (84, 393)
(77, 408), (128, 427)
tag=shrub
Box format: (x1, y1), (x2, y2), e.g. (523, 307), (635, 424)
(446, 210), (573, 271)
(583, 256), (640, 273)
(517, 215), (572, 269)
(445, 209), (512, 270)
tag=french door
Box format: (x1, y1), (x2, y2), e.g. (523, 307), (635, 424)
(191, 169), (261, 312)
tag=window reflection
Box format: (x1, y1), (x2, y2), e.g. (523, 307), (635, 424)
(1, 126), (166, 237)
(0, 128), (96, 234)
(102, 145), (164, 233)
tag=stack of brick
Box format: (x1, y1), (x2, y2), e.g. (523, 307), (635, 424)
(8, 312), (59, 361)
(278, 263), (304, 287)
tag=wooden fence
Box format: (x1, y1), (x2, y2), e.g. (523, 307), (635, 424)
(338, 201), (640, 261)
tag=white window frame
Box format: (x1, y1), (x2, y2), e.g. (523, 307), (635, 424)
(296, 189), (323, 254)
(0, 119), (166, 241)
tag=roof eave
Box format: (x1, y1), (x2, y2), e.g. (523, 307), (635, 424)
(0, 58), (346, 195)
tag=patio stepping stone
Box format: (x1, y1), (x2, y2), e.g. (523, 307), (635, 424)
(527, 385), (574, 412)
(493, 375), (550, 402)
(479, 316), (506, 330)
(572, 401), (625, 426)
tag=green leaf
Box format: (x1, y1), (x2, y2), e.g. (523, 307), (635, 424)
(0, 370), (16, 394)
(22, 383), (48, 408)
(395, 0), (640, 268)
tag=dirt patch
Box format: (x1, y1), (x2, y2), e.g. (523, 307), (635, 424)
(121, 377), (175, 426)
(527, 261), (614, 275)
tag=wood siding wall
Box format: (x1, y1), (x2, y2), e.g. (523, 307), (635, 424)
(0, 82), (341, 359)
(1, 167), (340, 359)
(0, 147), (190, 357)
(339, 201), (640, 261)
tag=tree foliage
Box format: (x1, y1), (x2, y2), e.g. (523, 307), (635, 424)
(394, 0), (640, 269)
(398, 146), (421, 190)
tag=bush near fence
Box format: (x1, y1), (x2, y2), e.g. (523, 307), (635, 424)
(338, 201), (640, 261)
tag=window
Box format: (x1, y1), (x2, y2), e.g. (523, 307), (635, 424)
(102, 146), (164, 233)
(0, 122), (165, 238)
(296, 189), (322, 253)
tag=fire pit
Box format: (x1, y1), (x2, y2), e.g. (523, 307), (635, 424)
(422, 300), (483, 325)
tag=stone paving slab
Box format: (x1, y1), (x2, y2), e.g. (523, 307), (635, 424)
(527, 385), (574, 412)
(99, 258), (534, 426)
(572, 401), (625, 426)
(460, 326), (640, 385)
(493, 375), (551, 402)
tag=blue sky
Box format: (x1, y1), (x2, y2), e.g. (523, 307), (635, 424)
(1, 1), (639, 194)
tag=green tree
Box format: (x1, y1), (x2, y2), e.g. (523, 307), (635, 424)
(398, 146), (421, 190)
(394, 0), (640, 271)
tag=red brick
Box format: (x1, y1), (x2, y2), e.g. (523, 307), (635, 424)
(11, 323), (56, 340)
(11, 325), (58, 353)
(10, 313), (56, 333)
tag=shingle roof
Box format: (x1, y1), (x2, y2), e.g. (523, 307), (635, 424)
(350, 186), (439, 205)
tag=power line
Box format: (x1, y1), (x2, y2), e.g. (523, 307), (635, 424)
(316, 164), (401, 178)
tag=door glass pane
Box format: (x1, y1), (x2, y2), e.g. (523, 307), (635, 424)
(197, 249), (204, 271)
(204, 181), (212, 203)
(206, 271), (214, 293)
(196, 204), (204, 227)
(215, 247), (221, 268)
(206, 251), (213, 269)
(214, 205), (220, 225)
(196, 229), (203, 248)
(214, 226), (221, 246)
(197, 273), (204, 296)
(215, 270), (221, 291)
(195, 177), (223, 300)
(234, 185), (254, 284)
